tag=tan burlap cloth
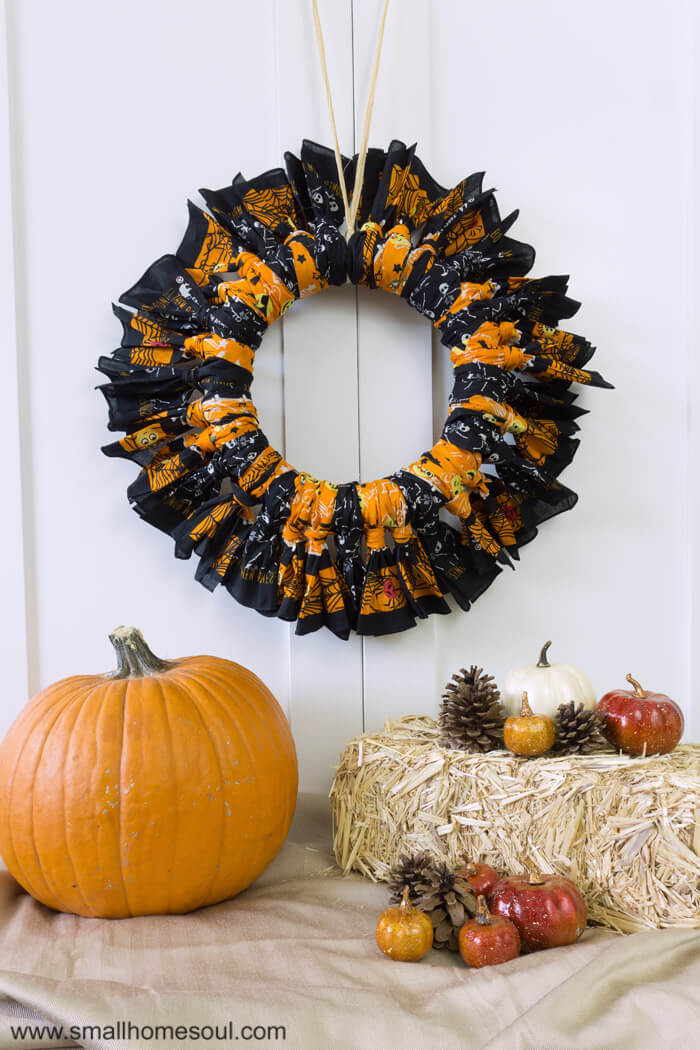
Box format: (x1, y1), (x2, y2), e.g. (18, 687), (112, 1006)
(0, 794), (698, 1050)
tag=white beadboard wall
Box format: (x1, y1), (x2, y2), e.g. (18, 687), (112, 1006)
(2, 0), (697, 791)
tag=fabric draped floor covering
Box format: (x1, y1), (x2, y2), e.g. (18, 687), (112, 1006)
(0, 795), (698, 1050)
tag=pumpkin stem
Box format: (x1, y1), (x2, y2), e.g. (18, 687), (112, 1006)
(475, 895), (491, 926)
(400, 885), (411, 914)
(107, 626), (171, 678)
(525, 858), (545, 885)
(537, 641), (552, 668)
(520, 691), (534, 717)
(626, 673), (646, 699)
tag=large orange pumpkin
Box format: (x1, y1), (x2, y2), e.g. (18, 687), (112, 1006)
(0, 626), (298, 918)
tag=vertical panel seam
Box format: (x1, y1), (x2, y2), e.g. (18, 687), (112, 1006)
(272, 0), (294, 723)
(2, 0), (35, 696)
(272, 0), (288, 464)
(350, 0), (366, 732)
(684, 0), (696, 735)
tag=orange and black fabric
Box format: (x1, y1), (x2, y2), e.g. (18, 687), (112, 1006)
(98, 139), (611, 638)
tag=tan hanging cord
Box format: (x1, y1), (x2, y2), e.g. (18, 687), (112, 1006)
(310, 0), (390, 241)
(346, 0), (390, 237)
(310, 0), (352, 224)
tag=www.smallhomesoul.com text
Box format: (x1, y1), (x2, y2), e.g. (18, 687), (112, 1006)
(9, 1020), (287, 1042)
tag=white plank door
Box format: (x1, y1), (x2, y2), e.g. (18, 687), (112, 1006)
(1, 0), (697, 789)
(3, 0), (294, 732)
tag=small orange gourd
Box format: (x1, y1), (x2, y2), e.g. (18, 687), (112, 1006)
(503, 691), (555, 756)
(376, 887), (434, 961)
(0, 627), (298, 918)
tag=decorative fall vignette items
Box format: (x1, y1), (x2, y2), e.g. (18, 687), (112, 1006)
(553, 700), (603, 755)
(459, 897), (521, 968)
(459, 861), (500, 898)
(364, 643), (689, 957)
(503, 692), (555, 756)
(597, 674), (684, 756)
(440, 665), (506, 751)
(333, 714), (700, 932)
(359, 642), (690, 949)
(489, 867), (587, 951)
(376, 887), (434, 961)
(440, 647), (685, 759)
(388, 853), (477, 951)
(0, 627), (298, 918)
(380, 853), (586, 966)
(502, 641), (596, 720)
(439, 646), (605, 756)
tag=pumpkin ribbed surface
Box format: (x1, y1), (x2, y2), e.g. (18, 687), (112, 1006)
(0, 630), (298, 918)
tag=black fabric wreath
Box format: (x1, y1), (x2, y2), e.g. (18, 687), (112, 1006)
(97, 139), (611, 639)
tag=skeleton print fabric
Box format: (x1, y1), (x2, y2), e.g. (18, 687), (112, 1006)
(98, 140), (611, 638)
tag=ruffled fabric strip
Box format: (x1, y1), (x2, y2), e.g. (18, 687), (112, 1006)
(98, 139), (611, 638)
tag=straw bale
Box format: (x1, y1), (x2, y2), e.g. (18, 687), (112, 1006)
(330, 716), (700, 932)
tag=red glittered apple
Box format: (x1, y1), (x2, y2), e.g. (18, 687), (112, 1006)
(489, 866), (587, 951)
(458, 861), (500, 898)
(597, 674), (684, 756)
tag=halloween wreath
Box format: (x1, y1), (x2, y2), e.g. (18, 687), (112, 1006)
(98, 139), (611, 639)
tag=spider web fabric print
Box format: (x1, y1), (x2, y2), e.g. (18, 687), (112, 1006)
(98, 139), (611, 638)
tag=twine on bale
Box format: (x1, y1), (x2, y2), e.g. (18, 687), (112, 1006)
(330, 715), (700, 934)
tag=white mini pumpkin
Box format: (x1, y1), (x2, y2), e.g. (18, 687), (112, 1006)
(502, 641), (596, 720)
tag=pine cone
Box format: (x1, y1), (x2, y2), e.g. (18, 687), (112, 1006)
(439, 665), (506, 752)
(387, 852), (437, 907)
(553, 701), (606, 754)
(421, 863), (477, 951)
(389, 856), (477, 951)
